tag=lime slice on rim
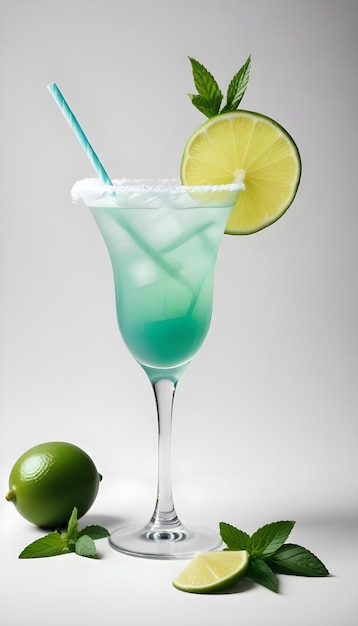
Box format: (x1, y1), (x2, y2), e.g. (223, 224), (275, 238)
(172, 550), (249, 593)
(181, 110), (301, 235)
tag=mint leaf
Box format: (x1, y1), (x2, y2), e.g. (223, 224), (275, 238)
(220, 522), (250, 551)
(188, 94), (222, 119)
(75, 535), (98, 558)
(221, 55), (251, 113)
(250, 521), (295, 558)
(268, 544), (329, 577)
(19, 532), (68, 559)
(189, 57), (223, 106)
(66, 506), (79, 543)
(246, 559), (278, 593)
(78, 525), (110, 540)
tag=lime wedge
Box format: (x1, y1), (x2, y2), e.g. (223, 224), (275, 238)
(181, 110), (301, 234)
(172, 550), (249, 593)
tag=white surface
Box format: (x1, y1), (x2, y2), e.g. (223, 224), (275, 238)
(0, 1), (357, 625)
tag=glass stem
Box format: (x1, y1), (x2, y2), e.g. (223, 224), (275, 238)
(148, 378), (185, 539)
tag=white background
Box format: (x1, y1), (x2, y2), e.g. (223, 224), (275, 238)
(0, 1), (357, 624)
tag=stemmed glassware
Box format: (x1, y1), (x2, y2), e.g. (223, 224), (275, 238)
(72, 178), (243, 558)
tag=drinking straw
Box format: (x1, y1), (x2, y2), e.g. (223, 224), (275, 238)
(47, 81), (192, 287)
(47, 82), (113, 185)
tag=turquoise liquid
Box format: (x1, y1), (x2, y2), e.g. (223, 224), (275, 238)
(111, 250), (215, 370)
(86, 184), (239, 381)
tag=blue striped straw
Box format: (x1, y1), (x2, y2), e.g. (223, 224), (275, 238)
(47, 82), (113, 186)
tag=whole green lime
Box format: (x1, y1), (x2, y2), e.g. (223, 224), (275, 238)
(5, 442), (102, 528)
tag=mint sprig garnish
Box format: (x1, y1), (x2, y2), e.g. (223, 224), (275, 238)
(19, 507), (109, 559)
(188, 55), (251, 118)
(220, 520), (329, 592)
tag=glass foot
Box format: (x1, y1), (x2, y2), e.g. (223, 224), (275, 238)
(109, 522), (222, 559)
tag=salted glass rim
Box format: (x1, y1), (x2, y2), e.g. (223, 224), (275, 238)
(71, 177), (244, 200)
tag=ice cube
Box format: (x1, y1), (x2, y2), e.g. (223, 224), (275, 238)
(130, 259), (157, 286)
(146, 212), (184, 251)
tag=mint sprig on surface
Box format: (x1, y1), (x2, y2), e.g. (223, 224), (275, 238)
(220, 520), (329, 592)
(188, 55), (251, 118)
(19, 507), (109, 559)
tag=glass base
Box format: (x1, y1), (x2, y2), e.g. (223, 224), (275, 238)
(108, 522), (222, 559)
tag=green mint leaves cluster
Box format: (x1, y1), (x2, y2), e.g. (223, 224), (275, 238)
(188, 55), (251, 118)
(220, 520), (329, 593)
(19, 507), (109, 559)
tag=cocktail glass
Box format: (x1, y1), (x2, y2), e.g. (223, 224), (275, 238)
(72, 178), (243, 559)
